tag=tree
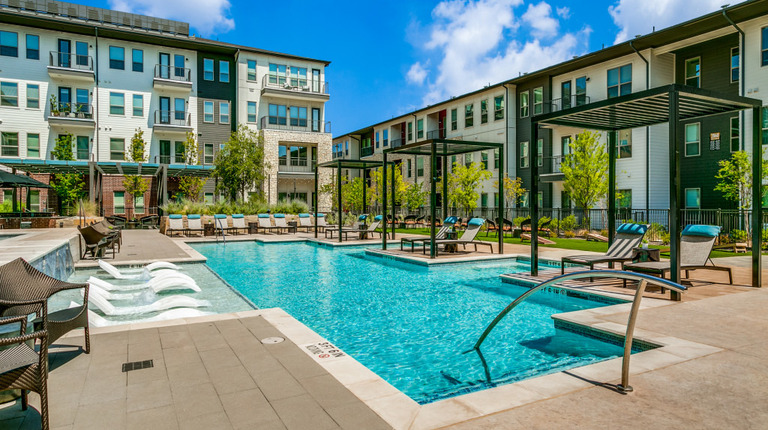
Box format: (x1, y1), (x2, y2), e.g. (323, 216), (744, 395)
(402, 182), (429, 213)
(213, 125), (268, 201)
(367, 166), (408, 207)
(561, 131), (608, 211)
(341, 177), (366, 213)
(441, 161), (492, 216)
(714, 150), (768, 211)
(494, 174), (526, 208)
(49, 133), (86, 215)
(176, 132), (207, 202)
(122, 129), (149, 217)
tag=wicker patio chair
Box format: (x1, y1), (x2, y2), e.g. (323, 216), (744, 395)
(0, 258), (91, 354)
(0, 315), (49, 430)
(91, 221), (121, 253)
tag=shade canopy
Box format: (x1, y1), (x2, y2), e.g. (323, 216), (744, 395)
(0, 159), (213, 177)
(316, 159), (393, 170)
(384, 138), (503, 156)
(0, 170), (51, 188)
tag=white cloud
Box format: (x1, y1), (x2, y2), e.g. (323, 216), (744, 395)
(109, 0), (234, 36)
(555, 6), (570, 19)
(522, 2), (559, 39)
(408, 0), (588, 106)
(407, 62), (429, 85)
(609, 0), (747, 44)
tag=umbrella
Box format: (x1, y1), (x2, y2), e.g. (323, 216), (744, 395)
(0, 170), (51, 188)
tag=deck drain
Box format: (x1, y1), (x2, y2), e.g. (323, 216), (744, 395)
(261, 337), (285, 344)
(121, 360), (154, 372)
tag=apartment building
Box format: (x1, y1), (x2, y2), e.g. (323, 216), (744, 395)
(0, 0), (331, 216)
(335, 0), (768, 214)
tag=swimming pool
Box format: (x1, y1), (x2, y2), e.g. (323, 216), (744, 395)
(193, 241), (638, 404)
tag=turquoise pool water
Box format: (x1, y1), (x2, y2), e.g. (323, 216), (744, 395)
(193, 241), (631, 404)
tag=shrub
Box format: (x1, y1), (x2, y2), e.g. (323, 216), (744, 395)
(660, 232), (671, 245)
(559, 215), (577, 232)
(600, 229), (608, 237)
(513, 216), (527, 227)
(0, 199), (13, 212)
(762, 230), (768, 249)
(564, 230), (576, 238)
(647, 222), (667, 242)
(730, 229), (748, 242)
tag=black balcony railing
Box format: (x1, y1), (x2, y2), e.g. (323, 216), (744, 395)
(426, 130), (443, 139)
(154, 64), (191, 82)
(543, 155), (565, 174)
(50, 103), (93, 119)
(49, 51), (93, 71)
(154, 110), (191, 126)
(333, 150), (344, 159)
(361, 146), (374, 157)
(158, 155), (171, 164)
(261, 75), (329, 95)
(259, 116), (331, 133)
(548, 95), (590, 112)
(390, 139), (403, 148)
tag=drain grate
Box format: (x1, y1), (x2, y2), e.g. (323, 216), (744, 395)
(122, 359), (154, 372)
(261, 337), (285, 344)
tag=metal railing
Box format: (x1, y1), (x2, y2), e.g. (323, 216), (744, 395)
(154, 64), (191, 82)
(48, 51), (93, 71)
(548, 94), (590, 112)
(542, 155), (564, 174)
(426, 130), (442, 139)
(261, 75), (329, 95)
(390, 138), (403, 148)
(333, 150), (344, 159)
(278, 163), (314, 173)
(154, 110), (190, 126)
(259, 116), (330, 133)
(49, 102), (93, 119)
(469, 270), (687, 393)
(360, 146), (374, 157)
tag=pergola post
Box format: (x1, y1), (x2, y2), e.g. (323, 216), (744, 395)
(390, 162), (396, 239)
(531, 123), (539, 276)
(382, 154), (388, 250)
(498, 144), (504, 254)
(430, 142), (437, 258)
(337, 164), (342, 243)
(11, 167), (17, 213)
(362, 168), (367, 219)
(314, 163), (318, 238)
(668, 90), (682, 290)
(89, 162), (95, 203)
(442, 151), (448, 220)
(752, 106), (763, 288)
(608, 130), (617, 246)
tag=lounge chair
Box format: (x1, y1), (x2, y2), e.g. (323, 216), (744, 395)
(403, 215), (417, 228)
(315, 213), (331, 232)
(401, 216), (458, 251)
(297, 213), (314, 232)
(347, 215), (383, 238)
(273, 214), (292, 234)
(624, 225), (733, 286)
(561, 223), (648, 273)
(91, 220), (121, 252)
(105, 215), (126, 228)
(230, 214), (248, 234)
(78, 225), (117, 259)
(257, 214), (280, 234)
(325, 214), (368, 239)
(139, 214), (159, 229)
(186, 215), (204, 236)
(213, 214), (231, 236)
(520, 217), (552, 241)
(484, 218), (498, 237)
(422, 218), (494, 256)
(166, 214), (186, 237)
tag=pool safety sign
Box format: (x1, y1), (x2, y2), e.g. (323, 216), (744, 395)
(305, 341), (345, 359)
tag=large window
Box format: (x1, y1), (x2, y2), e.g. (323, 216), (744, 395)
(289, 106), (307, 127)
(561, 135), (572, 156)
(219, 60), (229, 83)
(618, 190), (632, 209)
(519, 91), (529, 117)
(685, 188), (701, 209)
(762, 26), (768, 67)
(481, 151), (488, 169)
(730, 116), (740, 152)
(27, 133), (39, 158)
(0, 31), (18, 57)
(533, 87), (543, 115)
(537, 139), (543, 167)
(26, 35), (39, 60)
(76, 136), (89, 160)
(247, 102), (257, 123)
(26, 84), (39, 109)
(406, 159), (412, 178)
(1, 82), (18, 107)
(1, 132), (18, 156)
(607, 64), (632, 98)
(465, 104), (474, 127)
(520, 141), (529, 168)
(685, 57), (700, 87)
(407, 122), (413, 141)
(731, 47), (739, 83)
(465, 152), (473, 167)
(561, 81), (572, 110)
(269, 63), (287, 85)
(685, 123), (700, 157)
(76, 41), (88, 67)
(383, 129), (389, 147)
(617, 129), (632, 158)
(132, 49), (143, 72)
(219, 102), (230, 124)
(481, 193), (488, 208)
(451, 108), (457, 130)
(132, 94), (143, 117)
(247, 60), (257, 81)
(28, 190), (39, 211)
(109, 92), (124, 115)
(113, 191), (125, 214)
(203, 101), (214, 123)
(417, 118), (424, 139)
(134, 195), (144, 214)
(109, 138), (124, 161)
(174, 141), (185, 163)
(575, 76), (587, 106)
(417, 158), (424, 177)
(269, 104), (287, 125)
(494, 95), (504, 120)
(203, 58), (214, 81)
(204, 143), (214, 164)
(762, 107), (768, 144)
(494, 147), (499, 169)
(290, 67), (307, 87)
(480, 99), (488, 124)
(109, 46), (124, 69)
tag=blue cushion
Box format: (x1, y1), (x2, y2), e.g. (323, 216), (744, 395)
(444, 216), (458, 224)
(374, 215), (383, 221)
(468, 218), (485, 227)
(316, 213), (325, 218)
(299, 213), (310, 218)
(616, 223), (648, 235)
(169, 214), (182, 219)
(232, 214), (244, 219)
(214, 214), (227, 219)
(257, 214), (269, 218)
(682, 224), (720, 237)
(187, 214), (201, 219)
(358, 214), (368, 221)
(274, 214), (285, 218)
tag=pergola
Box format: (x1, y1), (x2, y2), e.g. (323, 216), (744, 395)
(383, 139), (505, 258)
(531, 84), (763, 288)
(314, 159), (396, 242)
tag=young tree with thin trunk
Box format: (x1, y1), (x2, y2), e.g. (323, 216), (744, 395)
(213, 126), (268, 202)
(561, 131), (608, 212)
(440, 161), (492, 217)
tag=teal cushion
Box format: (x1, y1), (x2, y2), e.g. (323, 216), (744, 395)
(274, 214), (285, 218)
(617, 223), (648, 235)
(316, 213), (325, 218)
(214, 214), (227, 219)
(299, 213), (310, 218)
(169, 214), (182, 219)
(445, 216), (458, 224)
(258, 214), (269, 218)
(468, 218), (485, 227)
(682, 224), (720, 237)
(358, 214), (368, 221)
(187, 214), (201, 219)
(374, 215), (383, 221)
(232, 214), (244, 219)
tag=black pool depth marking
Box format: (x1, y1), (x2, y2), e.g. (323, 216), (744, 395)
(122, 360), (154, 372)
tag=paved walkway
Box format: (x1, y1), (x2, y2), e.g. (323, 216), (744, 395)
(76, 230), (205, 268)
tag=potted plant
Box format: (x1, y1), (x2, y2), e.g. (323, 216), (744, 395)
(49, 94), (60, 116)
(641, 239), (649, 249)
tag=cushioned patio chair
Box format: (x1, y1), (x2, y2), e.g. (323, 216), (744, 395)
(401, 216), (458, 251)
(78, 225), (117, 259)
(325, 214), (368, 240)
(256, 214), (280, 234)
(166, 214), (186, 237)
(230, 214), (248, 235)
(315, 213), (332, 232)
(186, 215), (204, 236)
(561, 223), (649, 273)
(213, 214), (231, 236)
(623, 225), (733, 286)
(422, 218), (494, 256)
(272, 214), (292, 234)
(297, 213), (314, 232)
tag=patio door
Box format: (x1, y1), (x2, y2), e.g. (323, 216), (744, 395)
(159, 97), (170, 123)
(58, 87), (71, 113)
(159, 53), (170, 79)
(57, 39), (70, 67)
(311, 108), (320, 132)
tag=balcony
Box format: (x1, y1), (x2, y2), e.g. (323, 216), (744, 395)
(259, 116), (331, 134)
(47, 51), (95, 83)
(153, 64), (193, 92)
(47, 103), (95, 130)
(360, 146), (374, 158)
(390, 138), (403, 148)
(333, 150), (344, 159)
(540, 155), (565, 182)
(153, 110), (193, 134)
(547, 95), (591, 112)
(278, 163), (315, 174)
(426, 130), (444, 140)
(260, 75), (330, 102)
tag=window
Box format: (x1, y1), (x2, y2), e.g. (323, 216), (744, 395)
(268, 63), (287, 85)
(520, 141), (529, 168)
(561, 81), (571, 110)
(204, 193), (214, 205)
(561, 135), (572, 156)
(0, 31), (18, 57)
(494, 96), (504, 120)
(204, 143), (214, 164)
(28, 190), (39, 212)
(685, 188), (701, 209)
(159, 140), (171, 164)
(763, 107), (768, 144)
(219, 60), (229, 83)
(26, 133), (39, 158)
(203, 101), (214, 123)
(494, 193), (499, 207)
(76, 41), (88, 66)
(537, 139), (543, 167)
(762, 26), (768, 67)
(203, 58), (214, 81)
(617, 190), (632, 209)
(520, 192), (530, 208)
(25, 35), (38, 60)
(731, 47), (739, 83)
(481, 193), (488, 208)
(408, 122), (413, 141)
(575, 77), (587, 106)
(533, 87), (543, 115)
(75, 89), (88, 113)
(481, 152), (488, 169)
(174, 141), (185, 163)
(76, 136), (89, 160)
(247, 102), (257, 123)
(465, 152), (473, 167)
(1, 82), (18, 107)
(174, 55), (185, 78)
(219, 102), (230, 124)
(109, 46), (124, 69)
(494, 148), (499, 169)
(417, 119), (424, 139)
(383, 130), (389, 147)
(684, 123), (700, 157)
(132, 94), (143, 117)
(450, 108), (458, 130)
(730, 117), (739, 152)
(113, 191), (125, 214)
(417, 158), (424, 177)
(132, 49), (143, 72)
(519, 91), (529, 117)
(134, 195), (144, 214)
(289, 106), (306, 127)
(406, 159), (412, 178)
(1, 132), (18, 156)
(110, 138), (124, 161)
(465, 104), (474, 127)
(685, 57), (700, 87)
(26, 84), (39, 109)
(268, 104), (287, 125)
(617, 129), (632, 158)
(480, 99), (488, 124)
(561, 191), (571, 209)
(247, 60), (257, 81)
(109, 92), (124, 115)
(174, 97), (185, 119)
(607, 64), (632, 98)
(290, 66), (307, 87)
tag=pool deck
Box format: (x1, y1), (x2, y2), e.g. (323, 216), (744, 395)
(1, 228), (767, 429)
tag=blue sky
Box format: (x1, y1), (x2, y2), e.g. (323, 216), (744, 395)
(73, 0), (738, 134)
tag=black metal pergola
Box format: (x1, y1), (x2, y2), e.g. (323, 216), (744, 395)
(531, 84), (763, 288)
(315, 159), (396, 243)
(383, 138), (505, 258)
